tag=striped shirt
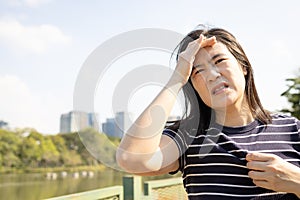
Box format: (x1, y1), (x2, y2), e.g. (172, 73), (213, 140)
(163, 114), (300, 199)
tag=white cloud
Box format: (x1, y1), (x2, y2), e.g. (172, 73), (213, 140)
(7, 0), (52, 7)
(24, 0), (51, 7)
(0, 75), (65, 134)
(0, 17), (71, 54)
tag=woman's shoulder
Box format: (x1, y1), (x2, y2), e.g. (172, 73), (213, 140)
(270, 112), (299, 125)
(271, 112), (292, 118)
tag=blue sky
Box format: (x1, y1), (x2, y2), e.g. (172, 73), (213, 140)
(1, 0), (300, 134)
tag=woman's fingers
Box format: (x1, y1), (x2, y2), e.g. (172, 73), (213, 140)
(246, 152), (277, 162)
(183, 34), (205, 57)
(247, 160), (268, 171)
(246, 152), (300, 195)
(179, 35), (217, 64)
(201, 36), (217, 48)
(172, 35), (217, 85)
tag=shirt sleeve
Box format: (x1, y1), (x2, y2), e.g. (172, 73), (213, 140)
(162, 128), (187, 174)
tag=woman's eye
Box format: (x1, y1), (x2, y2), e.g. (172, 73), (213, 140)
(215, 58), (225, 65)
(195, 68), (205, 74)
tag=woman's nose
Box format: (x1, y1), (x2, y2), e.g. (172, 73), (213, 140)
(207, 64), (221, 82)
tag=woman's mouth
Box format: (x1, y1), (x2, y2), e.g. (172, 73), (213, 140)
(212, 82), (229, 95)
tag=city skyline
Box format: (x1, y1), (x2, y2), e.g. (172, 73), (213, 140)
(59, 110), (133, 137)
(59, 110), (99, 133)
(0, 109), (182, 136)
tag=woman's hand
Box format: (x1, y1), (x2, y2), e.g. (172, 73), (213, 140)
(171, 35), (217, 86)
(246, 152), (300, 197)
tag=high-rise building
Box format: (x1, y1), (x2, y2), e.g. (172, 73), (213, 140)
(60, 111), (99, 133)
(0, 120), (8, 129)
(102, 118), (119, 137)
(102, 111), (133, 138)
(115, 111), (132, 135)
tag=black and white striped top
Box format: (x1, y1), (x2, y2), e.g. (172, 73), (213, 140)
(163, 114), (300, 199)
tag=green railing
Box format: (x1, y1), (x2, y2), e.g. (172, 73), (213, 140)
(45, 175), (187, 200)
(45, 186), (123, 200)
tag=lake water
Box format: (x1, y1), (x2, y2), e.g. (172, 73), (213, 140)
(0, 169), (126, 200)
(0, 169), (175, 200)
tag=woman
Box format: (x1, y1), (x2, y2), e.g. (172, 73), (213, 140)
(116, 26), (300, 199)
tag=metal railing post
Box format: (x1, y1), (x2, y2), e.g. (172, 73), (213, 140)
(122, 175), (142, 200)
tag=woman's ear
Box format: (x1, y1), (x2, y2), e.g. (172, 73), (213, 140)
(243, 66), (247, 76)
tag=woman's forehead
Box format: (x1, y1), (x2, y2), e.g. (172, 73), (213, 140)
(194, 42), (229, 63)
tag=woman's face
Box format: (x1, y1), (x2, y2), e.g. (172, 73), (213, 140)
(190, 42), (247, 111)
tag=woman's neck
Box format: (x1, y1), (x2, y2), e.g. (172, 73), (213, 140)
(215, 102), (254, 127)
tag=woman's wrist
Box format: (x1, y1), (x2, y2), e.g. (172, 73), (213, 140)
(169, 71), (188, 86)
(165, 76), (185, 94)
(292, 180), (300, 198)
(288, 172), (300, 197)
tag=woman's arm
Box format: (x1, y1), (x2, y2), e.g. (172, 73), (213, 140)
(116, 35), (217, 175)
(116, 79), (184, 175)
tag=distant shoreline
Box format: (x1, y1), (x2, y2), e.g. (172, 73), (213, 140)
(0, 164), (107, 174)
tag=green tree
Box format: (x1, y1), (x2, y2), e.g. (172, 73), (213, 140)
(60, 150), (83, 166)
(0, 129), (22, 168)
(281, 71), (300, 118)
(20, 135), (43, 167)
(0, 128), (110, 169)
(51, 135), (68, 166)
(60, 132), (85, 166)
(78, 128), (119, 168)
(40, 136), (60, 167)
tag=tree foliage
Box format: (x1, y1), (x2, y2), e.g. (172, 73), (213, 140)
(0, 129), (22, 168)
(0, 128), (120, 170)
(281, 72), (300, 119)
